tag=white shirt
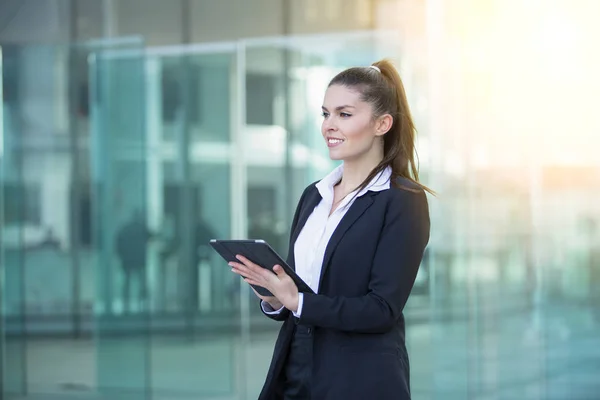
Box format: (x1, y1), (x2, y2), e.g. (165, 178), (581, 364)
(262, 164), (392, 316)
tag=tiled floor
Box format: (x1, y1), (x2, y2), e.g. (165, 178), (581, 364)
(5, 294), (600, 400)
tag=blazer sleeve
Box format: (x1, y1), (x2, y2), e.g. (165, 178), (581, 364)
(297, 188), (430, 333)
(259, 182), (315, 321)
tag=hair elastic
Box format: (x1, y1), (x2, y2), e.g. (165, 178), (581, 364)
(369, 65), (381, 73)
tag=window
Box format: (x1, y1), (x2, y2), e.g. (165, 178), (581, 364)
(3, 183), (41, 225)
(246, 73), (276, 125)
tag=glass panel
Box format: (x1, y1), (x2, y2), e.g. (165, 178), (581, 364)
(242, 43), (302, 397)
(89, 42), (149, 399)
(243, 45), (298, 263)
(1, 45), (27, 396)
(1, 38), (148, 399)
(0, 43), (98, 396)
(395, 0), (600, 396)
(147, 49), (237, 398)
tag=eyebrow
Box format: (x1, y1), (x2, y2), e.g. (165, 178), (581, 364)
(321, 105), (356, 111)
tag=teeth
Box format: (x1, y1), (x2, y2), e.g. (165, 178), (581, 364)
(328, 138), (344, 144)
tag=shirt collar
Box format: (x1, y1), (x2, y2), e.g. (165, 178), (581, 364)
(316, 164), (392, 203)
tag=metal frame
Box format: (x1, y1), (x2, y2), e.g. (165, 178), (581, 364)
(0, 41), (4, 400)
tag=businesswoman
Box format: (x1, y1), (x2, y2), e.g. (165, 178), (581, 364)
(230, 59), (431, 400)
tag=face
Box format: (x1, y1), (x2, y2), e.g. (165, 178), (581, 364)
(321, 85), (391, 162)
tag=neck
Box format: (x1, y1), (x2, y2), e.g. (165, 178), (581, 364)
(338, 152), (384, 192)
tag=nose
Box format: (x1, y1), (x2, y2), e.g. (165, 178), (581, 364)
(322, 116), (337, 133)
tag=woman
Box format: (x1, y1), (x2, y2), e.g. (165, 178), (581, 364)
(230, 59), (431, 400)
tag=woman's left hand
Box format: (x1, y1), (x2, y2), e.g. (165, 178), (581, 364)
(229, 255), (299, 312)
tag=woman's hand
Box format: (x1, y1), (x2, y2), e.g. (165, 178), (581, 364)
(251, 287), (283, 310)
(229, 255), (299, 312)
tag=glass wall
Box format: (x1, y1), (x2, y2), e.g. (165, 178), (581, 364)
(2, 27), (600, 400)
(0, 38), (148, 398)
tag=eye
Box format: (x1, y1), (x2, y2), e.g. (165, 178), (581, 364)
(321, 112), (330, 118)
(340, 112), (352, 118)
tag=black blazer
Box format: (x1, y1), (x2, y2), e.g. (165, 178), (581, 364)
(258, 177), (430, 400)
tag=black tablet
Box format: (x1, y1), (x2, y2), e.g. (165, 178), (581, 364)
(209, 239), (314, 297)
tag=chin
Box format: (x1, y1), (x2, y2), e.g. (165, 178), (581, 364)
(328, 150), (345, 161)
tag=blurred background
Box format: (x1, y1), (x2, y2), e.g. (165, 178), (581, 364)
(1, 0), (599, 399)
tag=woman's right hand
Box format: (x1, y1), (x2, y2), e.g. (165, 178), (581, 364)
(252, 287), (283, 310)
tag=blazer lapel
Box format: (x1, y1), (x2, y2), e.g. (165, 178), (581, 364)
(287, 187), (322, 270)
(291, 188), (321, 244)
(319, 193), (374, 285)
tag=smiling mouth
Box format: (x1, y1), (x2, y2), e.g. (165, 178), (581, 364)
(327, 138), (345, 146)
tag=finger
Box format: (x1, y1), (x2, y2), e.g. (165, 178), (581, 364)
(231, 266), (260, 281)
(229, 261), (256, 275)
(272, 265), (287, 277)
(230, 263), (259, 279)
(236, 255), (276, 279)
(231, 267), (249, 279)
(229, 262), (248, 274)
(235, 255), (257, 268)
(235, 255), (265, 274)
(244, 278), (266, 288)
(229, 261), (247, 271)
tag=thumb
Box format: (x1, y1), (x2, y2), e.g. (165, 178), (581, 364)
(273, 265), (287, 277)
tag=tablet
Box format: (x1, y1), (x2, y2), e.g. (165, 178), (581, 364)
(209, 239), (314, 297)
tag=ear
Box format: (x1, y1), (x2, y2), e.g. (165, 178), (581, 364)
(374, 114), (393, 136)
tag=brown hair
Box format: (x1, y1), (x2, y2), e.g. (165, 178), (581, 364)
(328, 59), (434, 195)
